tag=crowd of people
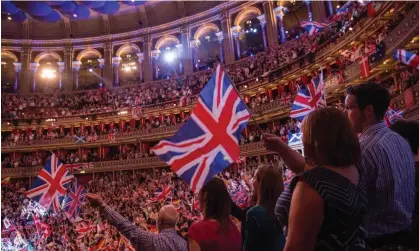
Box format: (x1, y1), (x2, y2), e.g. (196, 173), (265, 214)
(1, 0), (373, 122)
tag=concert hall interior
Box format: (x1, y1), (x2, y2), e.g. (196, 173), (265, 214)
(1, 1), (419, 250)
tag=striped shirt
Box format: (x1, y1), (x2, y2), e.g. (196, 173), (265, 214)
(101, 204), (187, 251)
(358, 122), (415, 238)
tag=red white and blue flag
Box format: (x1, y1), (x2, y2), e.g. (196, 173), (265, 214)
(152, 64), (250, 192)
(300, 21), (328, 36)
(290, 72), (326, 121)
(384, 108), (404, 126)
(26, 154), (74, 213)
(394, 49), (419, 70)
(64, 180), (87, 221)
(150, 186), (172, 203)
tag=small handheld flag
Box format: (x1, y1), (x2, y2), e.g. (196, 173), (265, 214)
(394, 49), (419, 69)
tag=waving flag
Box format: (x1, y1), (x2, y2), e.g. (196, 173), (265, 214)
(384, 108), (404, 126)
(300, 21), (328, 35)
(288, 132), (303, 145)
(150, 186), (172, 203)
(76, 220), (95, 240)
(152, 65), (250, 192)
(290, 72), (325, 121)
(394, 49), (419, 69)
(26, 154), (74, 213)
(64, 181), (87, 221)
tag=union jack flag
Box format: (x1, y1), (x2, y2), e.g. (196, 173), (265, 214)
(150, 186), (172, 203)
(152, 65), (250, 192)
(26, 154), (74, 213)
(76, 220), (94, 240)
(300, 21), (328, 36)
(394, 49), (419, 69)
(64, 180), (87, 221)
(290, 72), (326, 121)
(384, 108), (404, 126)
(231, 186), (250, 208)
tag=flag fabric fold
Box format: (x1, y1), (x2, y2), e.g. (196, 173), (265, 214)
(152, 64), (250, 192)
(300, 21), (329, 35)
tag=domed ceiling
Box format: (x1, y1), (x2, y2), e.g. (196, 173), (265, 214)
(1, 1), (224, 40)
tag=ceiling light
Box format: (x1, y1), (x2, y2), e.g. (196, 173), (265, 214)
(73, 14), (77, 17)
(7, 16), (12, 21)
(164, 51), (176, 63)
(89, 68), (93, 72)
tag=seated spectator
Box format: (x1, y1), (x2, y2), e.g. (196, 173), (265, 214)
(188, 177), (241, 251)
(244, 165), (285, 251)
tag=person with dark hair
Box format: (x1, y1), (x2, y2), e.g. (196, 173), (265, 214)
(345, 83), (415, 248)
(390, 120), (419, 237)
(270, 108), (368, 250)
(187, 177), (241, 251)
(244, 165), (285, 251)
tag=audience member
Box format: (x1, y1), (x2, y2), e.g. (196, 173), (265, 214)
(188, 177), (241, 251)
(345, 83), (416, 249)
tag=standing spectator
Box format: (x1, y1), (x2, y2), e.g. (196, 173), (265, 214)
(188, 177), (241, 251)
(244, 165), (285, 251)
(389, 120), (419, 238)
(345, 83), (415, 249)
(271, 108), (368, 250)
(87, 194), (187, 251)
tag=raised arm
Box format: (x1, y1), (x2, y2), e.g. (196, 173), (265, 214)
(87, 193), (155, 250)
(263, 133), (305, 174)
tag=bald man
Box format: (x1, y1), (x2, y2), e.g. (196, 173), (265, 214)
(87, 194), (187, 251)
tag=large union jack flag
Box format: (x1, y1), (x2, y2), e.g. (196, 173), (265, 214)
(394, 49), (419, 70)
(290, 72), (326, 121)
(152, 65), (250, 192)
(300, 21), (328, 36)
(26, 154), (74, 213)
(64, 180), (87, 221)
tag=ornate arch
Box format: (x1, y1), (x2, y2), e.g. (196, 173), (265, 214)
(1, 50), (19, 62)
(76, 48), (102, 61)
(34, 51), (62, 63)
(115, 43), (141, 57)
(193, 23), (220, 40)
(234, 6), (262, 26)
(154, 35), (180, 50)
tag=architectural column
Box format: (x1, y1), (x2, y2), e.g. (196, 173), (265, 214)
(305, 0), (313, 22)
(274, 6), (287, 44)
(19, 47), (31, 93)
(112, 56), (121, 87)
(57, 62), (65, 89)
(72, 61), (81, 90)
(312, 1), (327, 21)
(220, 11), (235, 64)
(215, 31), (224, 62)
(103, 42), (114, 89)
(190, 40), (200, 71)
(326, 0), (334, 17)
(30, 62), (39, 92)
(136, 53), (144, 82)
(181, 26), (193, 75)
(175, 44), (184, 73)
(143, 36), (153, 82)
(63, 46), (73, 92)
(151, 50), (160, 80)
(13, 62), (21, 92)
(263, 1), (279, 48)
(98, 58), (105, 87)
(231, 26), (241, 59)
(257, 15), (268, 49)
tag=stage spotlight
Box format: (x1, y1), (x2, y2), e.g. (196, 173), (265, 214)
(89, 68), (93, 72)
(7, 16), (12, 20)
(73, 14), (77, 18)
(41, 69), (56, 79)
(164, 52), (176, 63)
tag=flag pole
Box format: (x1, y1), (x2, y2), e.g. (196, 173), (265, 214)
(215, 56), (264, 135)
